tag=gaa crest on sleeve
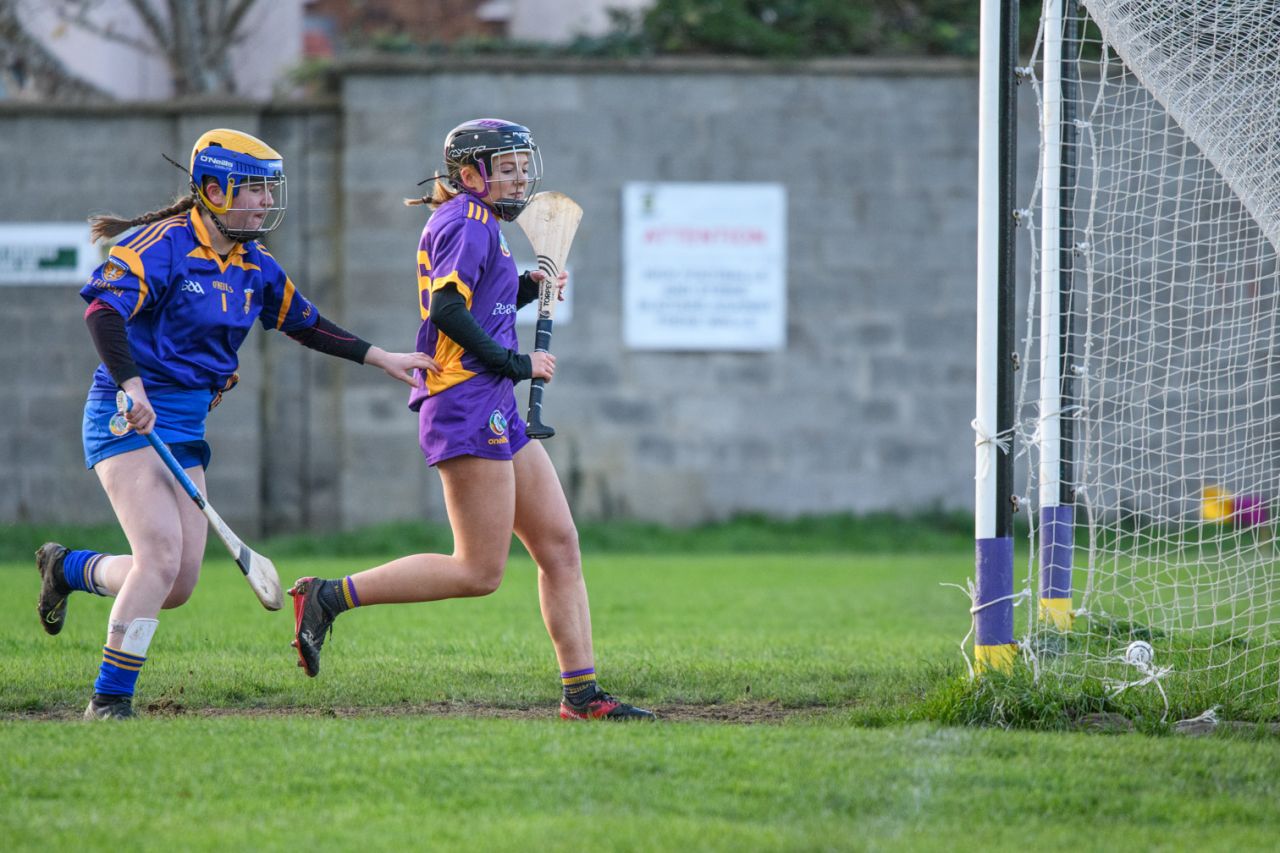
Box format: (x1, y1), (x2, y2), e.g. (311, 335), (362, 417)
(102, 261), (127, 282)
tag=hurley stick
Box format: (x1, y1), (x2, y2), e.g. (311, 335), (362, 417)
(516, 191), (583, 439)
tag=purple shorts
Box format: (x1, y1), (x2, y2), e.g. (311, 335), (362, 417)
(417, 375), (529, 466)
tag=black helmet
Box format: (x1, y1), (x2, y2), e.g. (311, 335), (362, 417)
(442, 118), (542, 221)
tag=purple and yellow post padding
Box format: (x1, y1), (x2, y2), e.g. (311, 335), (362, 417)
(974, 537), (1017, 673)
(1038, 505), (1074, 630)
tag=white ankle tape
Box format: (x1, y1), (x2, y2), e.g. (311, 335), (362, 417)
(120, 618), (158, 656)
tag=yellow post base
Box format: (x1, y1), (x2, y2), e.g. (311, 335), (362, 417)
(974, 643), (1018, 675)
(1038, 597), (1075, 630)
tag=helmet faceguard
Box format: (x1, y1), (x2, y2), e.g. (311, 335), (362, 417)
(189, 129), (287, 243)
(442, 119), (542, 221)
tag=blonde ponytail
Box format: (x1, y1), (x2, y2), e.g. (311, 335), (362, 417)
(404, 176), (460, 209)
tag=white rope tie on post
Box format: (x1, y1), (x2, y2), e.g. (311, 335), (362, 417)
(943, 579), (1033, 681)
(972, 418), (1013, 482)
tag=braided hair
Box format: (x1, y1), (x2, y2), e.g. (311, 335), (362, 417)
(88, 195), (196, 244)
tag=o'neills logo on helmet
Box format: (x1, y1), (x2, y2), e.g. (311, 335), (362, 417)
(198, 154), (235, 168)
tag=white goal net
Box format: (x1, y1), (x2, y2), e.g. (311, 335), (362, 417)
(1020, 0), (1280, 717)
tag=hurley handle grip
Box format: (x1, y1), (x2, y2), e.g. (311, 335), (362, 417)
(525, 316), (555, 439)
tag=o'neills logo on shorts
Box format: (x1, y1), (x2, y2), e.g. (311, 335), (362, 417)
(488, 409), (509, 444)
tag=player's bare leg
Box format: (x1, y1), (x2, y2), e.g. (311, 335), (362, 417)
(95, 452), (208, 611)
(512, 440), (592, 669)
(36, 458), (204, 637)
(513, 441), (653, 721)
(77, 450), (205, 718)
(290, 455), (516, 676)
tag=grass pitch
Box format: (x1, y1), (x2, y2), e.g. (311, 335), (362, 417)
(3, 538), (1280, 850)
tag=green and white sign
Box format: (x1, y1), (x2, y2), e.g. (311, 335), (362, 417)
(0, 223), (99, 285)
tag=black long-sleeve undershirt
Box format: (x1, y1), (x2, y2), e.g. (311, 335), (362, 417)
(85, 301), (139, 386)
(430, 285), (532, 381)
(286, 315), (372, 364)
(516, 271), (540, 310)
(86, 299), (372, 393)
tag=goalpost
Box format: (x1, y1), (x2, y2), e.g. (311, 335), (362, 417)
(981, 0), (1280, 719)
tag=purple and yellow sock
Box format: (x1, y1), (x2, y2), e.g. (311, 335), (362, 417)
(317, 576), (361, 616)
(92, 646), (145, 697)
(61, 550), (111, 596)
(562, 667), (598, 706)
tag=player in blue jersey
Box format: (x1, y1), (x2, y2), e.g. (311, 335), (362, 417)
(34, 128), (439, 720)
(289, 119), (654, 720)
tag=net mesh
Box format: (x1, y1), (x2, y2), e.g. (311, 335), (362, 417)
(1019, 0), (1280, 717)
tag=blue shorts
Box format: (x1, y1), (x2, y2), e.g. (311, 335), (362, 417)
(417, 374), (530, 467)
(83, 388), (214, 470)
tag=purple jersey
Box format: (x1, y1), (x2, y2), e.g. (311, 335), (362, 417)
(409, 193), (519, 411)
(79, 208), (316, 397)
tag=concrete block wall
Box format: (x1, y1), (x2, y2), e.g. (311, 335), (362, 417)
(334, 60), (1006, 526)
(1, 59), (1038, 532)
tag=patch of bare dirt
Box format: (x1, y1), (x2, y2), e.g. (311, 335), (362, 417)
(3, 700), (837, 724)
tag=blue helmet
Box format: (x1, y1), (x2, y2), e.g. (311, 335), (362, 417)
(189, 128), (287, 242)
(442, 118), (542, 221)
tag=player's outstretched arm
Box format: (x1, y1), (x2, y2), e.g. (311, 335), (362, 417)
(365, 347), (440, 387)
(286, 315), (438, 387)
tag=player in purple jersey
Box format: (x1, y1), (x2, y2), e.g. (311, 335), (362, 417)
(34, 128), (439, 720)
(289, 119), (654, 720)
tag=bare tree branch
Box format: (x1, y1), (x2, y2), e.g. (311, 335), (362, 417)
(198, 0), (217, 46)
(222, 0), (256, 43)
(12, 0), (263, 99)
(52, 2), (154, 54)
(0, 0), (114, 101)
(117, 0), (167, 50)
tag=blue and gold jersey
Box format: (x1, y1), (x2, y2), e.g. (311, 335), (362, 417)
(409, 193), (519, 410)
(80, 208), (317, 397)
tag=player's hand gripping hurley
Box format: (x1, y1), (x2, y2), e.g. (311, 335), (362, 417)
(517, 191), (583, 439)
(114, 391), (284, 610)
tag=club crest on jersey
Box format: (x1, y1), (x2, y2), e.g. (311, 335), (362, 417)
(102, 261), (126, 282)
(499, 232), (511, 258)
(489, 409), (507, 436)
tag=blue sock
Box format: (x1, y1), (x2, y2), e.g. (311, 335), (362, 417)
(62, 550), (110, 596)
(93, 646), (145, 696)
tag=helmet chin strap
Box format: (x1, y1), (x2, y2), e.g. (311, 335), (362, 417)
(473, 160), (493, 199)
(208, 209), (259, 244)
(194, 191), (259, 244)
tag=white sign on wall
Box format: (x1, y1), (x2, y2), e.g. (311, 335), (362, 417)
(0, 224), (98, 285)
(623, 183), (786, 350)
